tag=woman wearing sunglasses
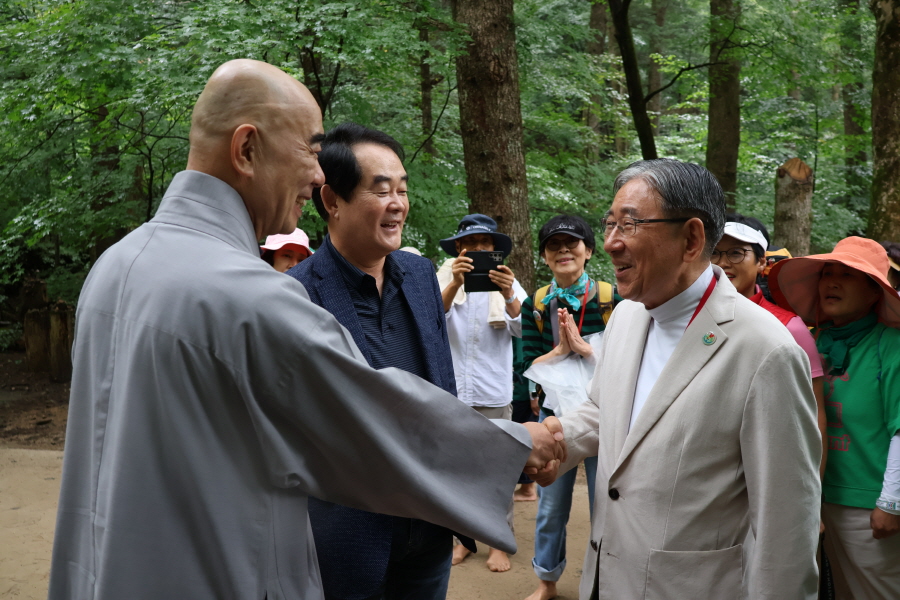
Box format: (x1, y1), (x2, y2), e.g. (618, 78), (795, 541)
(521, 214), (616, 600)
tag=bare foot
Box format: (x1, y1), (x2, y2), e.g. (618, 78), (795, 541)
(514, 482), (538, 502)
(524, 580), (557, 600)
(452, 544), (472, 566)
(486, 548), (511, 572)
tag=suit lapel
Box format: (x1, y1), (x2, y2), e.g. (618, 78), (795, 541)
(613, 271), (735, 472)
(607, 306), (652, 461)
(398, 260), (442, 385)
(311, 253), (373, 365)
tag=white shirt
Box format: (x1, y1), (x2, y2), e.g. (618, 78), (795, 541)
(630, 265), (714, 430)
(445, 281), (528, 407)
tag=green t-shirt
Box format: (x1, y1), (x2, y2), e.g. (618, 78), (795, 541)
(820, 322), (900, 509)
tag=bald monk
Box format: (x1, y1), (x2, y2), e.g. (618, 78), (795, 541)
(47, 59), (565, 600)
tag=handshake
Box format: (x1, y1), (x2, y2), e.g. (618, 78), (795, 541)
(522, 417), (565, 487)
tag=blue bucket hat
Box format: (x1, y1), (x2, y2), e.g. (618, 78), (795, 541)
(440, 214), (513, 257)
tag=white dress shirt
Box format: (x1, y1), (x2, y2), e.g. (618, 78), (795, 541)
(630, 265), (714, 430)
(445, 281), (528, 407)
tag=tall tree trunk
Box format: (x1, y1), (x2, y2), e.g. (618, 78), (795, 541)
(586, 0), (614, 157)
(588, 2), (607, 58)
(706, 0), (741, 209)
(774, 158), (814, 256)
(606, 10), (630, 155)
(452, 0), (534, 293)
(840, 0), (868, 205)
(869, 0), (900, 240)
(48, 301), (74, 383)
(419, 27), (436, 157)
(90, 104), (127, 260)
(647, 0), (667, 135)
(608, 0), (658, 159)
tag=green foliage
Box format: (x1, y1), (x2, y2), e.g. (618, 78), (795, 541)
(0, 0), (880, 305)
(0, 322), (22, 351)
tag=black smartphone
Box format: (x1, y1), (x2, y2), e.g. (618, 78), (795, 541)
(463, 250), (505, 292)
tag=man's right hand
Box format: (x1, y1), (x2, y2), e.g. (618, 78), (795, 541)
(450, 249), (473, 286)
(522, 418), (566, 486)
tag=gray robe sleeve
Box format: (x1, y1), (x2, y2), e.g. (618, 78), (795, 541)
(241, 281), (532, 553)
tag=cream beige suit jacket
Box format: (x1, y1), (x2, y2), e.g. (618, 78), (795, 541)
(559, 267), (821, 600)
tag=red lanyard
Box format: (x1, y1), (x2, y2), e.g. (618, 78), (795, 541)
(550, 280), (592, 348)
(686, 276), (717, 329)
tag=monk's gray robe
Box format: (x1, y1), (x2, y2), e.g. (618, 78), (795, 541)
(48, 170), (532, 600)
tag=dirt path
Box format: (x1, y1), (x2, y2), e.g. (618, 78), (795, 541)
(0, 448), (592, 600)
(0, 449), (64, 599)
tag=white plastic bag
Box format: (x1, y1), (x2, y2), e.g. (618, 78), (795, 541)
(523, 332), (604, 417)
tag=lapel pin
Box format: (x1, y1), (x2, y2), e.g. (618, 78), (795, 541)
(703, 331), (716, 345)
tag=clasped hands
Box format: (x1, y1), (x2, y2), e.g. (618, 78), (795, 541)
(551, 308), (592, 358)
(522, 417), (565, 487)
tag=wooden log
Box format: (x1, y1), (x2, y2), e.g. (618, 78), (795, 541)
(24, 308), (50, 372)
(773, 158), (814, 256)
(49, 301), (74, 383)
(19, 277), (48, 318)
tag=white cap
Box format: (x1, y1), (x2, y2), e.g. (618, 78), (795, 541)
(722, 222), (768, 251)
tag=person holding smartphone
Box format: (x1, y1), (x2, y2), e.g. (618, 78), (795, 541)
(437, 214), (528, 572)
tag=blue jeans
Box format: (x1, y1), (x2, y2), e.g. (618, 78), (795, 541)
(532, 410), (597, 582)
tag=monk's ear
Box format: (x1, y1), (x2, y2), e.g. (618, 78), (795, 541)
(320, 185), (340, 220)
(231, 124), (258, 178)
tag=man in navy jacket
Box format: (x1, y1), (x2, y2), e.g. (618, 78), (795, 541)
(288, 123), (469, 600)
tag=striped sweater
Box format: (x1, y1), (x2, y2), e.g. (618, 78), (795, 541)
(521, 281), (616, 414)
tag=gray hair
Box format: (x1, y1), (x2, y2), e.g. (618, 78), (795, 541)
(613, 158), (725, 256)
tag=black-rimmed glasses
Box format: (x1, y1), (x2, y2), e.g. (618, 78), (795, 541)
(600, 216), (690, 238)
(711, 248), (754, 264)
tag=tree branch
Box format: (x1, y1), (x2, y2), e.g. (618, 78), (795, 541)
(409, 79), (457, 164)
(644, 61), (723, 104)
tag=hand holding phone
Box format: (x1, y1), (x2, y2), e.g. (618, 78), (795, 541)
(463, 250), (505, 292)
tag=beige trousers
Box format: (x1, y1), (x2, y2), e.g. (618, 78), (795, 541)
(822, 502), (900, 600)
(472, 404), (513, 420)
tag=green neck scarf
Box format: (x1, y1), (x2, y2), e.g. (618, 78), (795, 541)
(816, 311), (878, 376)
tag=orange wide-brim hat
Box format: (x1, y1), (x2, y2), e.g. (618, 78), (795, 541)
(768, 236), (900, 328)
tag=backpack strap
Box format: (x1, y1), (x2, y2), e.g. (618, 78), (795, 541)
(534, 279), (617, 331)
(532, 284), (552, 335)
(596, 280), (614, 324)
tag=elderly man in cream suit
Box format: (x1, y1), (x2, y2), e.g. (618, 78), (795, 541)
(533, 159), (821, 600)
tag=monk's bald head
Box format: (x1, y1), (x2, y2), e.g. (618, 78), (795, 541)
(185, 60), (325, 240)
(189, 59), (318, 159)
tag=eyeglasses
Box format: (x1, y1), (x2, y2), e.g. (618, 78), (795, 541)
(544, 237), (582, 252)
(600, 216), (690, 238)
(711, 248), (754, 264)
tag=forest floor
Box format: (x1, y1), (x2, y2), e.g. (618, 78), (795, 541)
(0, 352), (69, 451)
(0, 351), (591, 599)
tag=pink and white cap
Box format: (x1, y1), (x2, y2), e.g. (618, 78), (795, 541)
(260, 228), (312, 254)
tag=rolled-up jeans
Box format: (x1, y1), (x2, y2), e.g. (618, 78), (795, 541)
(532, 409), (597, 582)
